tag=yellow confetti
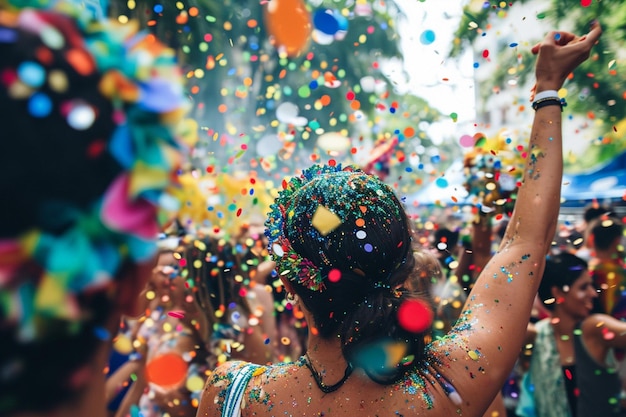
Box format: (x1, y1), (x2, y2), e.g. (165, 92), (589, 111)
(113, 335), (133, 355)
(311, 205), (342, 236)
(186, 375), (205, 392)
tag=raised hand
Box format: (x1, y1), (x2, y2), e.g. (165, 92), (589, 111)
(530, 21), (602, 99)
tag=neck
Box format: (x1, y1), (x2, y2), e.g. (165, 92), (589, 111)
(307, 334), (346, 364)
(551, 309), (578, 336)
(305, 335), (353, 394)
(593, 248), (619, 261)
(300, 301), (345, 364)
(300, 301), (352, 376)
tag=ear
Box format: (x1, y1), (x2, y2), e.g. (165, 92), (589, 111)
(116, 257), (156, 318)
(279, 275), (296, 296)
(551, 285), (566, 306)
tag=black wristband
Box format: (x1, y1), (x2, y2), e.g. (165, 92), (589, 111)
(532, 97), (564, 111)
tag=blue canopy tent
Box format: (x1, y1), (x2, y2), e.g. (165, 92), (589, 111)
(561, 151), (626, 208)
(407, 151), (626, 216)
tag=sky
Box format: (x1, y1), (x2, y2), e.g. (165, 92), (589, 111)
(376, 0), (480, 149)
(393, 0), (476, 123)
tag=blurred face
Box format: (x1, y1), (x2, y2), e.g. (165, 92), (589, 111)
(151, 251), (185, 303)
(555, 269), (597, 320)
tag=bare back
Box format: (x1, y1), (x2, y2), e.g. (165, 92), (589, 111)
(203, 357), (463, 416)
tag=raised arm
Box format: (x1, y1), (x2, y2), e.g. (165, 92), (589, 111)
(434, 22), (602, 415)
(582, 313), (626, 357)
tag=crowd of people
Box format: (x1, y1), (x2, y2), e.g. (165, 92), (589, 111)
(1, 1), (622, 417)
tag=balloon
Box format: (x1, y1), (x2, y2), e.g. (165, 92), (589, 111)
(313, 9), (339, 35)
(333, 10), (348, 40)
(360, 76), (376, 93)
(256, 134), (283, 157)
(145, 353), (188, 387)
(275, 102), (299, 123)
(264, 0), (311, 57)
(317, 132), (351, 153)
(312, 29), (335, 45)
(334, 10), (348, 32)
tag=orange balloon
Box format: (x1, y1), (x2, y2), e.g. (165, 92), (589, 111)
(145, 353), (188, 387)
(264, 0), (311, 57)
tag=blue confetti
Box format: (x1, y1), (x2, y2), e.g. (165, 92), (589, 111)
(28, 93), (52, 118)
(18, 61), (46, 88)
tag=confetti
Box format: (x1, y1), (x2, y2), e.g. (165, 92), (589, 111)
(420, 29), (436, 45)
(398, 299), (433, 333)
(145, 353), (188, 387)
(311, 205), (342, 236)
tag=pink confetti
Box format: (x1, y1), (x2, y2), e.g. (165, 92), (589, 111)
(328, 269), (341, 283)
(168, 311), (185, 319)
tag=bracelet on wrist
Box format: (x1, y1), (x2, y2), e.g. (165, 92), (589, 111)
(532, 97), (566, 112)
(533, 90), (559, 101)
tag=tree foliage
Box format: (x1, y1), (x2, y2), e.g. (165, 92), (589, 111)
(107, 0), (451, 194)
(450, 0), (626, 169)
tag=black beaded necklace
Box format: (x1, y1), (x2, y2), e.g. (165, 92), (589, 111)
(303, 352), (354, 394)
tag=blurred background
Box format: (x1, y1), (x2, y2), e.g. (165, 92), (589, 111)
(89, 0), (626, 234)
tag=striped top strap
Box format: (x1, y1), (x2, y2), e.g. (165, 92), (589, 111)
(222, 364), (260, 417)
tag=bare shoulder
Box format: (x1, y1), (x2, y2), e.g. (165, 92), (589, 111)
(582, 313), (626, 344)
(198, 359), (303, 416)
(197, 361), (250, 416)
(582, 313), (613, 329)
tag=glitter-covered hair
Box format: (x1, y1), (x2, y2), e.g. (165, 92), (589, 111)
(266, 164), (431, 383)
(0, 1), (188, 413)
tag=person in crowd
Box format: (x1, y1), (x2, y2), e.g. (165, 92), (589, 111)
(112, 246), (211, 417)
(586, 215), (625, 316)
(251, 258), (306, 362)
(104, 236), (181, 416)
(185, 235), (272, 367)
(110, 235), (272, 417)
(582, 202), (613, 230)
(197, 22), (603, 417)
(0, 1), (190, 416)
(517, 252), (626, 417)
(232, 228), (280, 360)
(409, 250), (465, 342)
(575, 202), (614, 261)
(431, 226), (461, 278)
(456, 212), (496, 294)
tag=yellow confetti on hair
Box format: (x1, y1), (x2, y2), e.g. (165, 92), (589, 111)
(311, 205), (342, 236)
